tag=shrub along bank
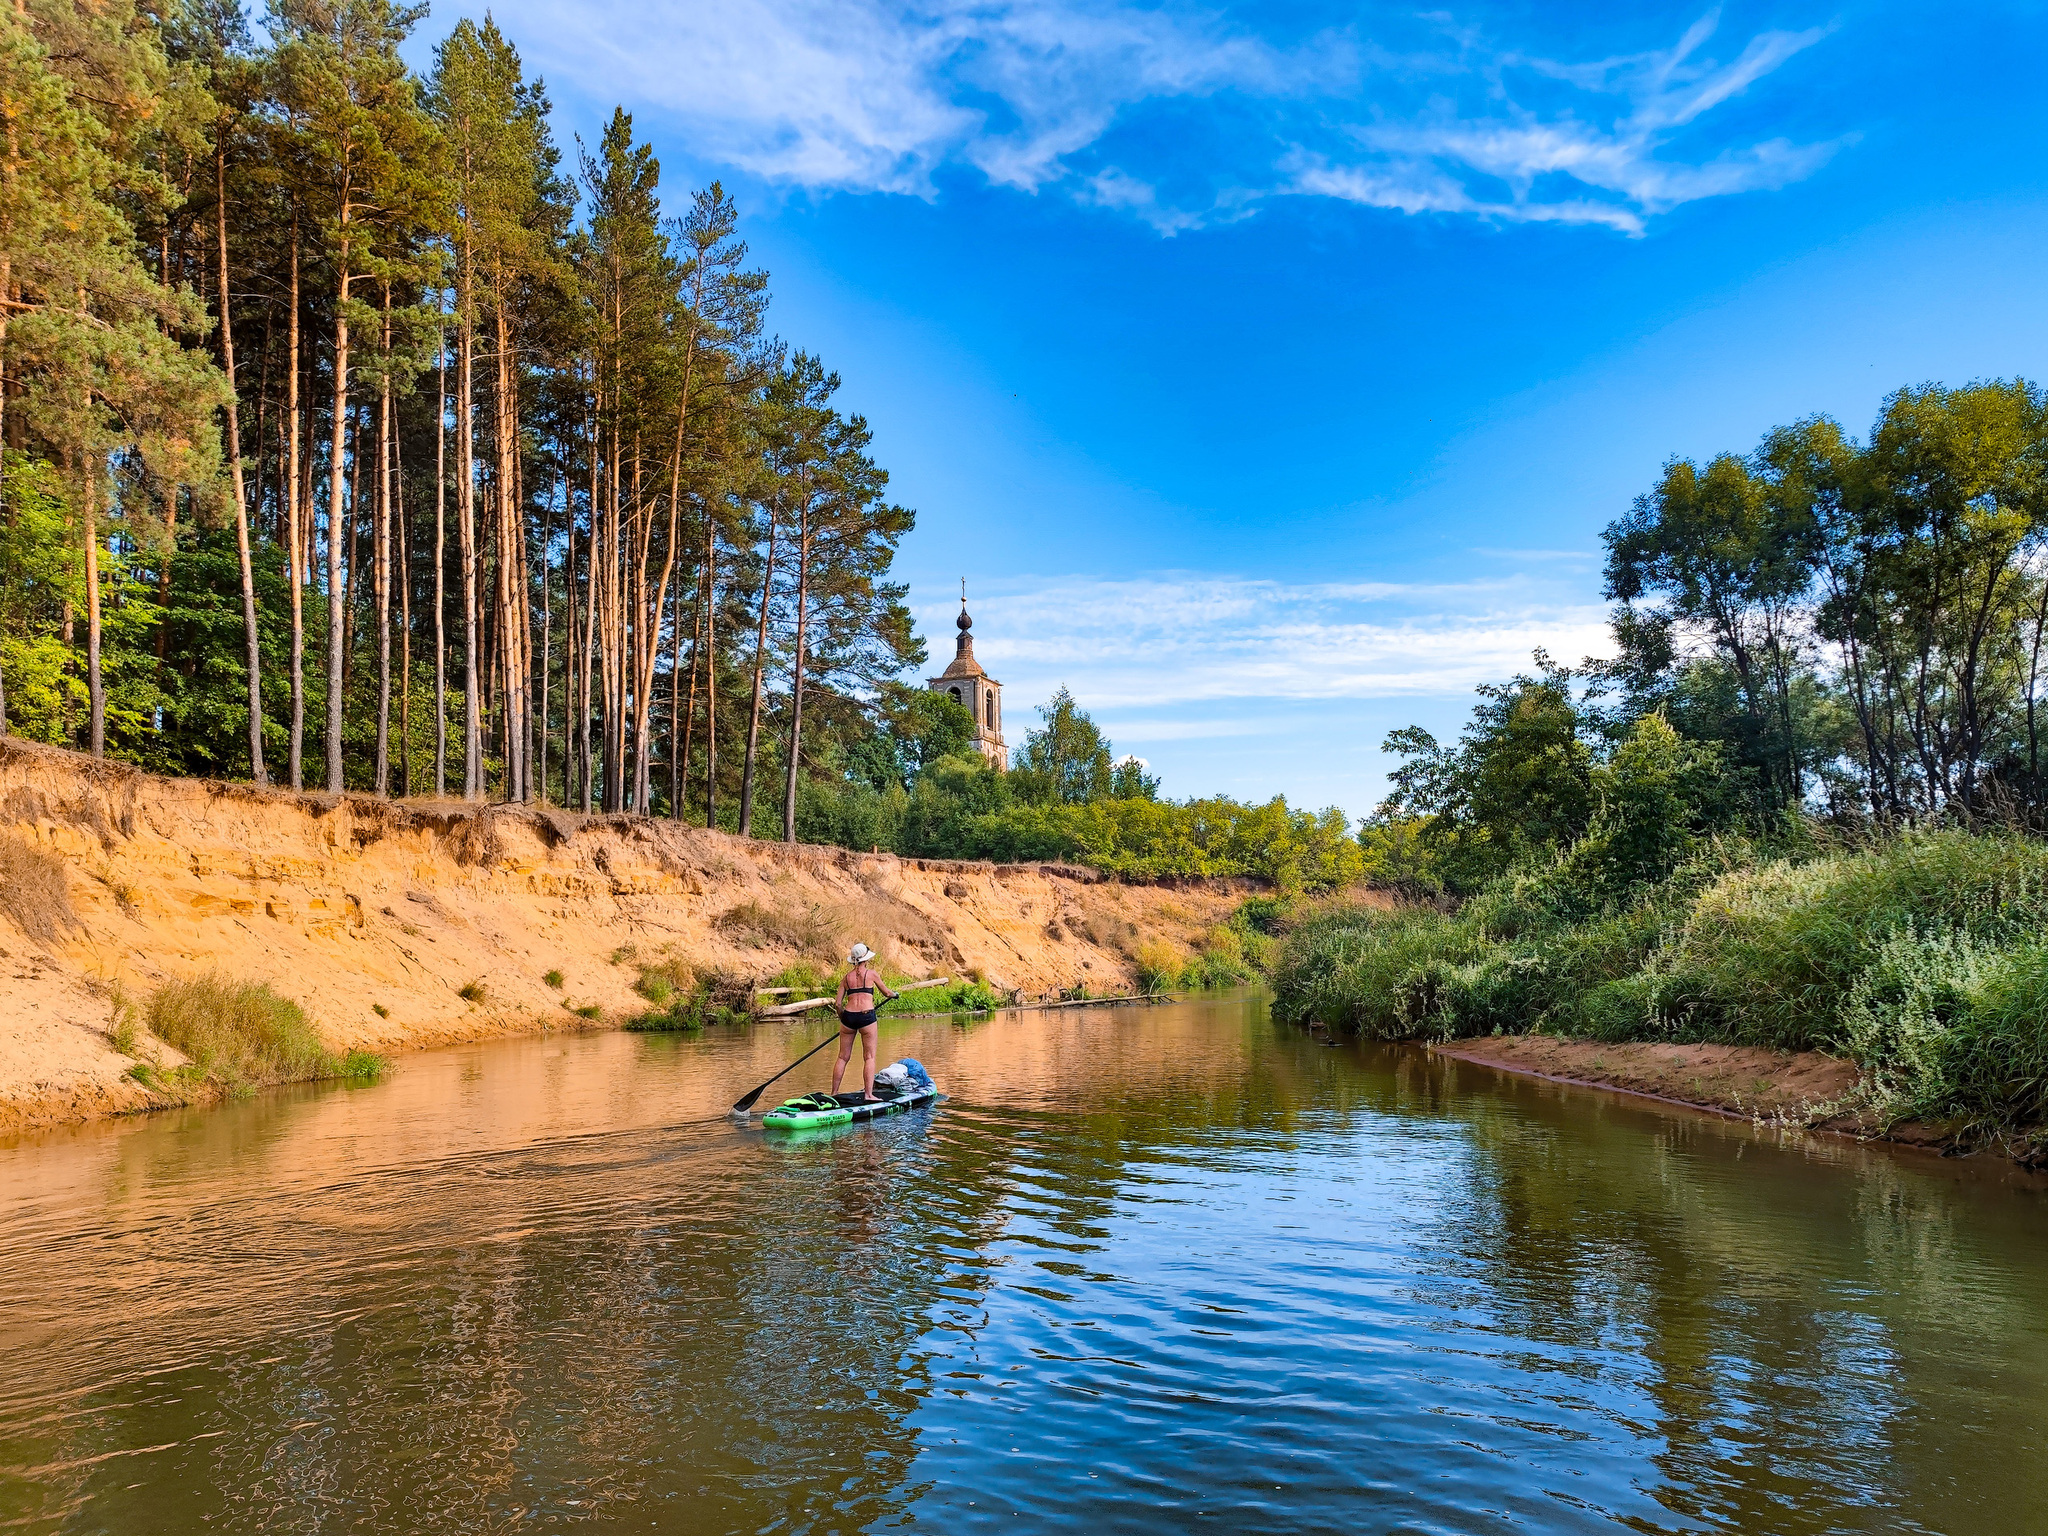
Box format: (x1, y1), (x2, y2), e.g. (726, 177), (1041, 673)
(1273, 820), (2048, 1142)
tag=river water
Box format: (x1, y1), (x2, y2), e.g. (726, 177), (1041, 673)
(2, 992), (2045, 1534)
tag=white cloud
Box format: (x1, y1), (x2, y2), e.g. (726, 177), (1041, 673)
(932, 573), (1611, 711)
(481, 0), (1842, 234)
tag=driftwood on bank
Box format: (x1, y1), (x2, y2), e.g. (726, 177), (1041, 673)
(757, 976), (952, 1017)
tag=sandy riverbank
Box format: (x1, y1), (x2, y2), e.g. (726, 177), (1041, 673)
(1430, 1035), (1972, 1154)
(0, 737), (1255, 1135)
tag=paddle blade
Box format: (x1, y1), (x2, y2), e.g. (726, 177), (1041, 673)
(731, 1084), (767, 1114)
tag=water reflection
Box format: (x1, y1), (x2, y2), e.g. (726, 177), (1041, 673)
(1, 994), (2044, 1534)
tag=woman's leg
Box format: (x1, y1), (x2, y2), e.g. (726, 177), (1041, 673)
(860, 1025), (879, 1099)
(832, 1028), (855, 1092)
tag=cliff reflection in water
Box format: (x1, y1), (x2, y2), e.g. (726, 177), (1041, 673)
(1, 994), (2045, 1534)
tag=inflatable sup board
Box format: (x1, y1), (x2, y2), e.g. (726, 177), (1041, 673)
(761, 1084), (938, 1131)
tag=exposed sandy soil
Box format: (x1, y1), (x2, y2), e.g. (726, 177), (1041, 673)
(1431, 1035), (1865, 1124)
(0, 737), (1257, 1135)
(1429, 1034), (1991, 1155)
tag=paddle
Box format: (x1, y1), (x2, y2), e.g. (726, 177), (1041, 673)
(730, 977), (951, 1115)
(730, 1032), (841, 1115)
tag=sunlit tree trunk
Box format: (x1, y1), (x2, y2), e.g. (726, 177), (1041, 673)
(459, 220), (482, 800)
(325, 223), (352, 794)
(82, 455), (104, 758)
(216, 126), (265, 785)
(374, 287), (393, 796)
(286, 210), (305, 789)
(738, 492), (779, 834)
(781, 508), (812, 841)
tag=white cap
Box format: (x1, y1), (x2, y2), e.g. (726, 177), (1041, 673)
(849, 943), (874, 964)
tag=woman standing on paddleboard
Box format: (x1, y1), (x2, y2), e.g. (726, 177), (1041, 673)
(833, 944), (899, 1102)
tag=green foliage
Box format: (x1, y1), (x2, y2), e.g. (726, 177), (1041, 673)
(801, 709), (1364, 889)
(936, 978), (1003, 1013)
(1012, 685), (1113, 805)
(764, 960), (834, 997)
(1356, 816), (1443, 900)
(543, 968), (564, 989)
(1374, 657), (1597, 893)
(627, 961), (750, 1031)
(144, 973), (383, 1092)
(457, 978), (487, 1003)
(1274, 824), (2048, 1136)
(1131, 939), (1183, 995)
(1109, 755), (1160, 800)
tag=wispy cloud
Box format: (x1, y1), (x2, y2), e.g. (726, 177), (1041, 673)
(484, 0), (1843, 235)
(1470, 547), (1599, 562)
(928, 573), (1611, 711)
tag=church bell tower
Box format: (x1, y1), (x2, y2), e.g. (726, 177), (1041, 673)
(928, 582), (1007, 770)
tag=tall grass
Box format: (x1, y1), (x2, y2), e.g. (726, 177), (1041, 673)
(1271, 830), (2048, 1136)
(143, 973), (386, 1094)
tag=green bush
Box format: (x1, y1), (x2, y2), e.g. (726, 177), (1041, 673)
(1646, 831), (2048, 1051)
(1271, 825), (2048, 1137)
(937, 979), (1004, 1013)
(1132, 939), (1185, 995)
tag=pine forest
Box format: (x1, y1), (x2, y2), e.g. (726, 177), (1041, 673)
(0, 0), (931, 839)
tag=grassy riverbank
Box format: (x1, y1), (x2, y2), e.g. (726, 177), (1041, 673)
(1271, 829), (2048, 1146)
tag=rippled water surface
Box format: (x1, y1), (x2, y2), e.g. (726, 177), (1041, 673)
(4, 993), (2047, 1534)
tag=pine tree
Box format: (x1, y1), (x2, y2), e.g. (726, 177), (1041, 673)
(0, 0), (226, 757)
(430, 17), (569, 802)
(269, 0), (438, 792)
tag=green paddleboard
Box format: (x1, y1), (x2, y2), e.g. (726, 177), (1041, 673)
(761, 1085), (940, 1132)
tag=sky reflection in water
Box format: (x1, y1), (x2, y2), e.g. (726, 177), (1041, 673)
(1, 993), (2044, 1534)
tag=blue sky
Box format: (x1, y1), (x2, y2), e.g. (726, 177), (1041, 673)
(430, 0), (2048, 818)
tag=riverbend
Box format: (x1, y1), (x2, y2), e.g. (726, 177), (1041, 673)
(3, 991), (2044, 1533)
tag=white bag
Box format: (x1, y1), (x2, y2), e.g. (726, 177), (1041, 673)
(874, 1061), (912, 1089)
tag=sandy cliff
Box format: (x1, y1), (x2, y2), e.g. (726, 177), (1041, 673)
(0, 738), (1250, 1133)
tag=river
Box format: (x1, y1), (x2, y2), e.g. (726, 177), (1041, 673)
(2, 991), (2044, 1534)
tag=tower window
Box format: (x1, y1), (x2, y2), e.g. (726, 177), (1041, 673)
(950, 687), (961, 705)
(986, 694), (995, 727)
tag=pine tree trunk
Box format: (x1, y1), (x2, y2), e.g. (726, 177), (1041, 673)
(703, 523), (717, 829)
(325, 239), (352, 794)
(678, 561), (704, 823)
(739, 494), (779, 834)
(216, 129), (265, 785)
(82, 456), (104, 759)
(398, 420), (412, 798)
(633, 391), (689, 814)
(459, 241), (481, 800)
(493, 299), (526, 802)
(538, 473), (553, 807)
(562, 453), (578, 809)
(287, 210), (305, 789)
(433, 315), (447, 798)
(603, 414), (621, 811)
(374, 290), (393, 796)
(580, 398), (600, 813)
(602, 411), (624, 812)
(668, 556), (685, 819)
(782, 518), (811, 842)
(344, 401), (363, 695)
